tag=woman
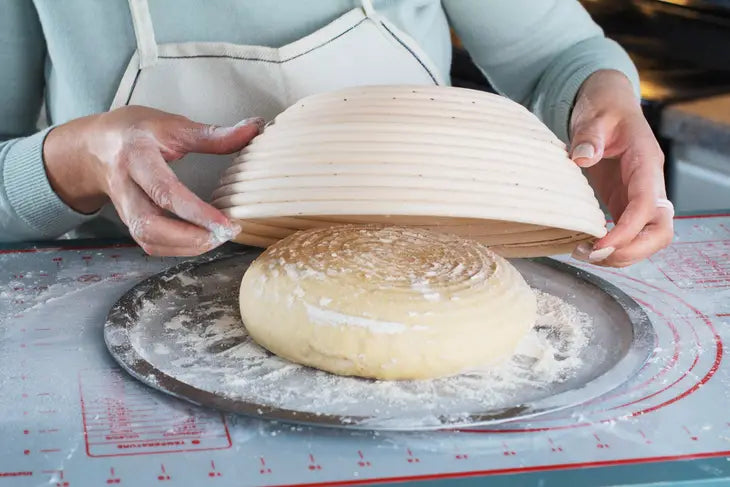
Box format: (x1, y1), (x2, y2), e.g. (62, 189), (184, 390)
(0, 0), (672, 267)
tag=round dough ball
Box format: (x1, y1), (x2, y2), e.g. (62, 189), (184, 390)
(239, 225), (537, 380)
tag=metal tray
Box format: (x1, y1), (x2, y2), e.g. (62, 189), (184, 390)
(104, 250), (655, 431)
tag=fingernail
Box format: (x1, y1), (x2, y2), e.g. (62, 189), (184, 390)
(588, 246), (615, 263)
(208, 222), (241, 245)
(212, 118), (266, 138)
(571, 242), (593, 262)
(571, 142), (595, 161)
(234, 117), (266, 134)
(572, 243), (614, 263)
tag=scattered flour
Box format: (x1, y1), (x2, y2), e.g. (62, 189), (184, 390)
(126, 268), (593, 428)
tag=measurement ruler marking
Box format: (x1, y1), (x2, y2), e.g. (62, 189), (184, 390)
(84, 427), (204, 435)
(84, 416), (217, 428)
(597, 294), (683, 407)
(83, 413), (158, 425)
(80, 389), (170, 399)
(81, 407), (159, 414)
(88, 434), (229, 446)
(0, 472), (32, 478)
(85, 423), (221, 437)
(84, 420), (220, 435)
(82, 398), (175, 407)
(82, 408), (218, 422)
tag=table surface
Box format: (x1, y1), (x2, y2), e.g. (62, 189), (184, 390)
(661, 93), (730, 152)
(1, 213), (729, 487)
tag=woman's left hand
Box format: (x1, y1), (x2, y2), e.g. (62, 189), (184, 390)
(568, 69), (674, 267)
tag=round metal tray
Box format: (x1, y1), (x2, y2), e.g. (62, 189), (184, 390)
(104, 250), (655, 431)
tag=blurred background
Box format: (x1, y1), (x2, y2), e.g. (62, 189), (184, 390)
(451, 0), (730, 215)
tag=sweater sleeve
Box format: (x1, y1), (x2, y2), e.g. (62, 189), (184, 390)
(0, 0), (96, 242)
(441, 0), (640, 142)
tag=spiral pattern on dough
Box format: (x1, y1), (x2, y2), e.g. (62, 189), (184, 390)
(264, 225), (496, 297)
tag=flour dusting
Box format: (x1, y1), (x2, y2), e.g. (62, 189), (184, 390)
(304, 303), (410, 334)
(127, 264), (594, 429)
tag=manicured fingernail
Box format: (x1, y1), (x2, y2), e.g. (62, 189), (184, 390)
(571, 242), (593, 262)
(234, 117), (266, 134)
(588, 246), (615, 263)
(571, 142), (595, 161)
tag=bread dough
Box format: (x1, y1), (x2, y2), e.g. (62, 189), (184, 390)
(213, 85), (607, 257)
(239, 225), (537, 380)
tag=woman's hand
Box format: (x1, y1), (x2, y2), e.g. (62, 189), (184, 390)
(568, 70), (674, 267)
(44, 106), (263, 256)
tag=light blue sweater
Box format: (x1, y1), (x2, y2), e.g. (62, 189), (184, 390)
(0, 0), (639, 242)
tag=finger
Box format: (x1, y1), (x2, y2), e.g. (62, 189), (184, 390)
(110, 180), (224, 256)
(571, 240), (616, 264)
(109, 162), (233, 252)
(595, 153), (663, 251)
(107, 168), (162, 235)
(107, 174), (197, 246)
(570, 116), (610, 168)
(594, 209), (674, 267)
(168, 117), (265, 155)
(599, 194), (656, 248)
(126, 147), (241, 240)
(128, 214), (219, 250)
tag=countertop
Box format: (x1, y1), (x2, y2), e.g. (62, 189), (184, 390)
(1, 212), (729, 487)
(661, 92), (730, 153)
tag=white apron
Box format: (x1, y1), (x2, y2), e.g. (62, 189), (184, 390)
(101, 0), (444, 228)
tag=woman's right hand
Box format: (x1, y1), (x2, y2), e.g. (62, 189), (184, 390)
(43, 106), (263, 256)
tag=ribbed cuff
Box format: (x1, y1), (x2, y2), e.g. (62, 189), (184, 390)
(537, 38), (641, 143)
(548, 64), (602, 143)
(3, 127), (98, 238)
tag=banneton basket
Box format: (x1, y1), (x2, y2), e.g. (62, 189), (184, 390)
(211, 85), (606, 257)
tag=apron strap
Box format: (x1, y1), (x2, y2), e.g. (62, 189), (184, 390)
(361, 0), (376, 17)
(128, 0), (159, 69)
